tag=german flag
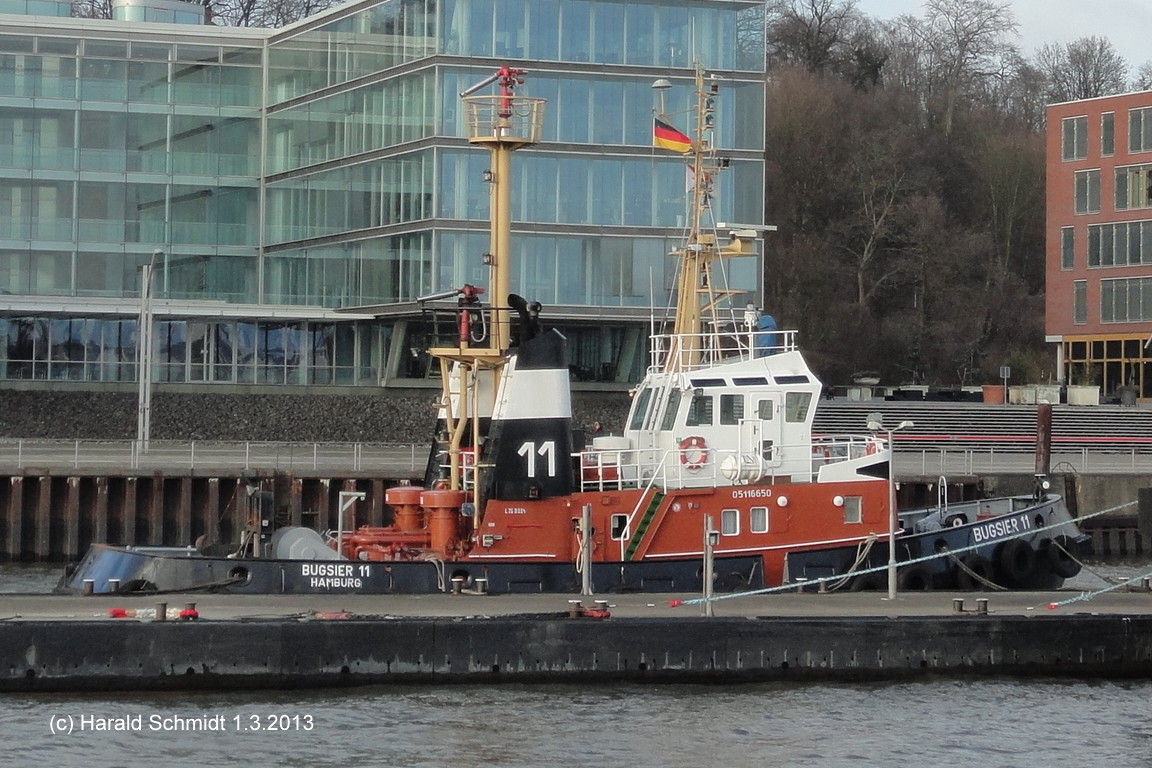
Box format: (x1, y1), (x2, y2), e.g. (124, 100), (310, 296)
(653, 117), (692, 153)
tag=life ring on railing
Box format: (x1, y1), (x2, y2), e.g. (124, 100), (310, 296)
(865, 442), (878, 456)
(822, 446), (833, 464)
(679, 436), (709, 471)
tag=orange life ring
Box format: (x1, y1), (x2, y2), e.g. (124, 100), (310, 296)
(866, 442), (878, 455)
(679, 436), (709, 470)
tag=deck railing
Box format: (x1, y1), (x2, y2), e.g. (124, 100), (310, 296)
(0, 439), (1150, 476)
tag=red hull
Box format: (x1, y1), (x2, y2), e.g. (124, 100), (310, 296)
(464, 479), (889, 586)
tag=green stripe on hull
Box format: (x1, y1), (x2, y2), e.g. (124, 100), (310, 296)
(624, 491), (665, 562)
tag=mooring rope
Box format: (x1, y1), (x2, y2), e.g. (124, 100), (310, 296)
(824, 534), (878, 592)
(943, 546), (1007, 591)
(671, 498), (1137, 608)
(1052, 536), (1124, 584)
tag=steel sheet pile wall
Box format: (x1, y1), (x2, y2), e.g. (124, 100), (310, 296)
(0, 474), (387, 560)
(2, 615), (1151, 692)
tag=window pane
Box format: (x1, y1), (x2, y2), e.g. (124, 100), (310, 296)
(659, 387), (681, 431)
(686, 394), (713, 426)
(757, 399), (773, 419)
(628, 387), (652, 430)
(844, 497), (862, 524)
(720, 393), (744, 425)
(784, 391), (811, 422)
(750, 506), (768, 533)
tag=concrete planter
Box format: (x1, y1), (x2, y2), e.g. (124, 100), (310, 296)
(1066, 385), (1100, 405)
(1035, 384), (1061, 404)
(1008, 386), (1036, 405)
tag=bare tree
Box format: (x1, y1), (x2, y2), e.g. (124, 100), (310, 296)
(920, 0), (1019, 136)
(765, 0), (861, 75)
(1035, 36), (1129, 102)
(993, 54), (1049, 131)
(1133, 61), (1152, 92)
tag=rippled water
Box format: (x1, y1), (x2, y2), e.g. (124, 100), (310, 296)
(4, 681), (1151, 768)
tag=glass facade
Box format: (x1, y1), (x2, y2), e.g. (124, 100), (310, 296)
(0, 0), (766, 388)
(0, 315), (383, 384)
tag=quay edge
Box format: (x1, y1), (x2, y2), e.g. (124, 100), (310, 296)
(4, 612), (1152, 692)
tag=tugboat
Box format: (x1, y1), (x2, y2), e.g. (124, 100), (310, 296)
(63, 66), (1087, 596)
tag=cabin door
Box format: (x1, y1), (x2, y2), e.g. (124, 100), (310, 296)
(740, 418), (781, 470)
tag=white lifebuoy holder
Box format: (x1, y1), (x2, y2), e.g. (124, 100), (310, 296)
(679, 435), (709, 470)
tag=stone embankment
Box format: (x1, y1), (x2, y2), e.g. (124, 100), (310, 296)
(0, 389), (630, 442)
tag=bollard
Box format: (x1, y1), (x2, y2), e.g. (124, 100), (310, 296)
(567, 600), (583, 618)
(818, 580), (827, 594)
(952, 598), (965, 614)
(108, 578), (120, 592)
(154, 601), (168, 622)
(976, 598), (989, 615)
(474, 577), (488, 595)
(82, 579), (94, 596)
(451, 577), (464, 595)
(1143, 577), (1151, 592)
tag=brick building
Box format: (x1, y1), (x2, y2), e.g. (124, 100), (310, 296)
(1047, 92), (1152, 402)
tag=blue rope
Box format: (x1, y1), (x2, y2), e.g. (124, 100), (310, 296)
(1045, 570), (1152, 609)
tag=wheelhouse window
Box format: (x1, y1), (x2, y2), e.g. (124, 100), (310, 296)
(628, 387), (652, 430)
(659, 387), (682, 431)
(721, 508), (738, 535)
(784, 391), (812, 422)
(686, 393), (713, 426)
(750, 506), (769, 533)
(719, 393), (744, 425)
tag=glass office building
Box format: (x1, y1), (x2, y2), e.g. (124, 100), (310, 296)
(0, 0), (765, 389)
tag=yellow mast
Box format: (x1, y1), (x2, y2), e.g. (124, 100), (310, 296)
(429, 68), (544, 508)
(664, 66), (755, 373)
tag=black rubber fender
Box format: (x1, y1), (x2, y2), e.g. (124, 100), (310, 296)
(896, 564), (934, 591)
(849, 570), (886, 591)
(997, 538), (1036, 586)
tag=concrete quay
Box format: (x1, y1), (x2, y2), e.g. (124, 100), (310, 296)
(4, 589), (1152, 692)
